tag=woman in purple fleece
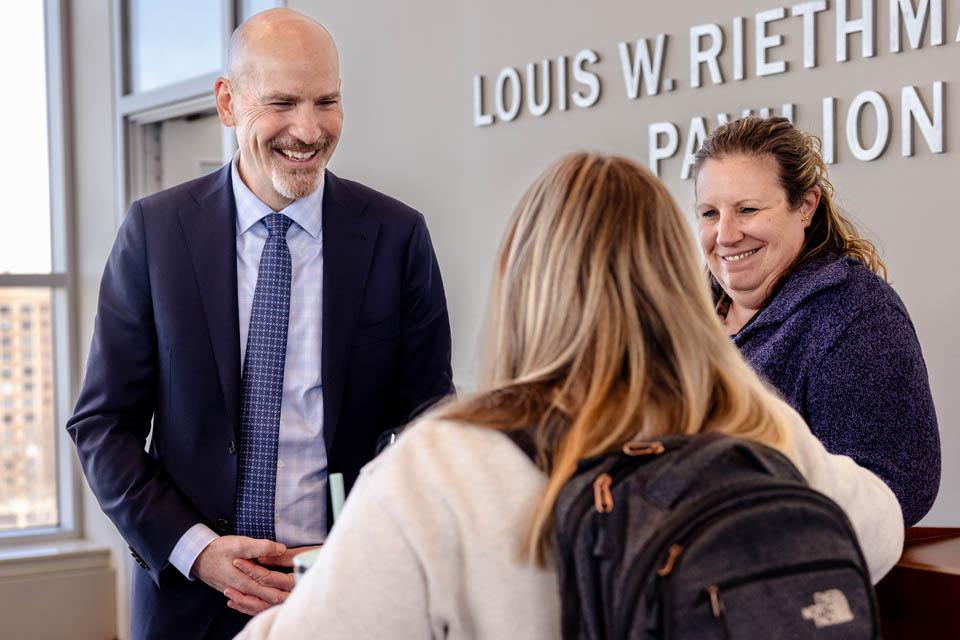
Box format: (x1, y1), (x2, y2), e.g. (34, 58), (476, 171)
(692, 116), (940, 526)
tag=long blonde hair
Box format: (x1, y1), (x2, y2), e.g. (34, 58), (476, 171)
(436, 153), (796, 562)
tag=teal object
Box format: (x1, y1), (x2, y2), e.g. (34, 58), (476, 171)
(330, 472), (346, 523)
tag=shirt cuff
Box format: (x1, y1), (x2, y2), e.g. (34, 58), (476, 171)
(169, 523), (219, 581)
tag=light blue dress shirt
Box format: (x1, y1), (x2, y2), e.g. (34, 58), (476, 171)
(169, 157), (328, 578)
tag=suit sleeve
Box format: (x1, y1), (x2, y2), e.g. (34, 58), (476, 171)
(804, 302), (940, 526)
(66, 201), (205, 584)
(396, 213), (454, 419)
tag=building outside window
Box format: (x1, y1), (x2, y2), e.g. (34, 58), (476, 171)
(0, 3), (73, 538)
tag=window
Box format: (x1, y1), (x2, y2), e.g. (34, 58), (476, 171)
(127, 0), (226, 94)
(0, 2), (74, 540)
(241, 0), (285, 21)
(116, 2), (286, 209)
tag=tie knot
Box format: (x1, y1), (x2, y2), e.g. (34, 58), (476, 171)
(262, 213), (292, 238)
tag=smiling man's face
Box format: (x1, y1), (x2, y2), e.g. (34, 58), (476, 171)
(216, 14), (342, 211)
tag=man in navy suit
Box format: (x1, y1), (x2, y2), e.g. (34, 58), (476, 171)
(67, 9), (453, 639)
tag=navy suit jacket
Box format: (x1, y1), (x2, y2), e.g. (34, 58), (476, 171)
(67, 165), (454, 639)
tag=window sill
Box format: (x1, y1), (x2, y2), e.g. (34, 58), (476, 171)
(0, 539), (111, 579)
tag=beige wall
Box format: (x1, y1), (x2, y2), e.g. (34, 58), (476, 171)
(66, 0), (958, 634)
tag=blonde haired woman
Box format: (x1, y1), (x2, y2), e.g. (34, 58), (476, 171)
(237, 154), (902, 639)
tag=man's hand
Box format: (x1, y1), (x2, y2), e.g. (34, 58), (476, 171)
(226, 545), (324, 615)
(257, 544), (323, 568)
(192, 536), (295, 616)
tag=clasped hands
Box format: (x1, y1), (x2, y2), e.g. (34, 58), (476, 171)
(192, 535), (321, 616)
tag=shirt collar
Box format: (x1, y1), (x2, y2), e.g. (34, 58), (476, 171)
(231, 153), (324, 239)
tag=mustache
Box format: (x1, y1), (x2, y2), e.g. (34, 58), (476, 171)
(270, 136), (331, 154)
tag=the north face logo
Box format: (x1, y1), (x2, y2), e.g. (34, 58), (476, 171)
(800, 589), (855, 628)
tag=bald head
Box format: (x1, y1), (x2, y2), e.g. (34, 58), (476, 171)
(227, 8), (339, 87)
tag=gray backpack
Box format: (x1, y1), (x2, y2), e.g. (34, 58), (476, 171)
(510, 430), (879, 638)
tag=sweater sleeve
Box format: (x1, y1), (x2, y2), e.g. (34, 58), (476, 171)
(804, 302), (940, 526)
(784, 403), (904, 583)
(235, 465), (435, 639)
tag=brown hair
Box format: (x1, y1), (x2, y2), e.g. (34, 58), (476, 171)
(432, 153), (796, 563)
(693, 117), (887, 304)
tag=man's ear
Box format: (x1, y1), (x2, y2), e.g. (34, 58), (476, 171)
(214, 77), (236, 127)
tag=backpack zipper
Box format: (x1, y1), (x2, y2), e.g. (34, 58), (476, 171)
(593, 473), (614, 512)
(623, 441), (667, 456)
(559, 452), (664, 638)
(710, 558), (868, 594)
(659, 499), (875, 639)
(557, 454), (652, 550)
(700, 559), (873, 636)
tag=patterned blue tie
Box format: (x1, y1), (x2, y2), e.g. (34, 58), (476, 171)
(235, 213), (292, 539)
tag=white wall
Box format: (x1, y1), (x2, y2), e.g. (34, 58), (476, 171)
(290, 0), (958, 524)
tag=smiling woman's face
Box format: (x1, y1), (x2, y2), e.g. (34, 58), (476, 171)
(696, 154), (814, 311)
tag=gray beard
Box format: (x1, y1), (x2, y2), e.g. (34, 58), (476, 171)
(271, 163), (326, 200)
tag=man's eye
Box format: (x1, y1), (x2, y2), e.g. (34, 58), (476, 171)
(270, 101), (293, 107)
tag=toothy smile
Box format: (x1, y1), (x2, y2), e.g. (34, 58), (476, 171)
(278, 149), (318, 161)
(720, 248), (760, 262)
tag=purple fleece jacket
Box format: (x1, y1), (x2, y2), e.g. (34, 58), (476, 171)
(732, 254), (940, 526)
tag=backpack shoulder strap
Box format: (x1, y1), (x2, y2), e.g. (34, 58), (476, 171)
(504, 427), (539, 463)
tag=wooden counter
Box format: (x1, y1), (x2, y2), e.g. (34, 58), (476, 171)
(876, 527), (960, 638)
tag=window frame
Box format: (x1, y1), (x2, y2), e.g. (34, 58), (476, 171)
(0, 0), (80, 546)
(112, 0), (284, 217)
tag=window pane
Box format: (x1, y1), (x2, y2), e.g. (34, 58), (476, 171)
(130, 111), (226, 201)
(128, 0), (225, 94)
(242, 0), (284, 21)
(0, 288), (57, 531)
(160, 112), (227, 189)
(0, 5), (53, 274)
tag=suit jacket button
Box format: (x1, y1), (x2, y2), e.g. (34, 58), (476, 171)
(215, 517), (230, 534)
(228, 440), (236, 455)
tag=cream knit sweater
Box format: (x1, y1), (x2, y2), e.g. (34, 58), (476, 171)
(237, 406), (903, 639)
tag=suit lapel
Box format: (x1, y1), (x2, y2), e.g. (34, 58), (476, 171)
(322, 172), (380, 451)
(177, 166), (242, 437)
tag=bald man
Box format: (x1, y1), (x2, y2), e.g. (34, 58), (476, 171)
(67, 9), (453, 639)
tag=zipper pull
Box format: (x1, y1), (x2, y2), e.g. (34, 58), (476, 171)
(593, 473), (614, 513)
(656, 544), (683, 576)
(623, 441), (666, 456)
(706, 584), (724, 619)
